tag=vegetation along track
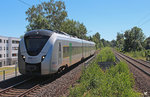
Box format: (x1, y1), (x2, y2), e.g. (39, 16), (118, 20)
(114, 51), (150, 76)
(0, 55), (96, 97)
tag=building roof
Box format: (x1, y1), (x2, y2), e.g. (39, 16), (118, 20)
(0, 35), (20, 40)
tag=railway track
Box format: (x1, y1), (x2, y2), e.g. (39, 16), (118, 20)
(0, 55), (96, 97)
(0, 78), (31, 96)
(0, 76), (51, 97)
(138, 59), (150, 65)
(114, 51), (150, 76)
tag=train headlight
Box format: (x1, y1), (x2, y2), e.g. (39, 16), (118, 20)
(41, 55), (46, 61)
(22, 55), (25, 61)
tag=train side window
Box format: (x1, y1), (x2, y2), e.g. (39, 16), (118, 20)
(59, 43), (61, 51)
(63, 46), (69, 58)
(59, 43), (61, 59)
(0, 62), (2, 67)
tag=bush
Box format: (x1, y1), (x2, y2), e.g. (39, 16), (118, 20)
(97, 47), (115, 62)
(125, 50), (146, 60)
(69, 48), (140, 97)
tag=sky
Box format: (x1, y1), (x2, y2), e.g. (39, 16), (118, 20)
(0, 0), (150, 41)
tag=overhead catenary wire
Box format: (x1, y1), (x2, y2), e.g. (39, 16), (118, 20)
(17, 0), (31, 7)
(138, 18), (150, 27)
(136, 12), (150, 27)
(136, 12), (150, 25)
(39, 0), (42, 3)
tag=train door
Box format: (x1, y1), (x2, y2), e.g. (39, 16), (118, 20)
(58, 42), (62, 65)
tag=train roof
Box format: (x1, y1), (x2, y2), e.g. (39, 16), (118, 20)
(24, 29), (95, 44)
(24, 30), (54, 37)
(55, 33), (95, 45)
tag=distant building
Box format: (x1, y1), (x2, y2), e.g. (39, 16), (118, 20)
(0, 36), (20, 67)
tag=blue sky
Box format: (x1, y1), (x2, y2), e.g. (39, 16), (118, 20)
(0, 0), (150, 41)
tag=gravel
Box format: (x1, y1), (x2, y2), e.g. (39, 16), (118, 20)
(115, 53), (150, 96)
(34, 63), (83, 97)
(0, 54), (95, 97)
(28, 55), (96, 97)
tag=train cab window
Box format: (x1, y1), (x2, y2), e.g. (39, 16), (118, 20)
(25, 35), (49, 56)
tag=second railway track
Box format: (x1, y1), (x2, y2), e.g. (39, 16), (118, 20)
(114, 51), (150, 76)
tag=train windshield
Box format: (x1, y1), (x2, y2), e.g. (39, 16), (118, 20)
(25, 35), (49, 56)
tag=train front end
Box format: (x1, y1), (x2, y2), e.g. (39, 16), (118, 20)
(18, 30), (54, 76)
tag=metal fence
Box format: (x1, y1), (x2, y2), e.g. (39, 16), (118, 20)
(0, 66), (20, 81)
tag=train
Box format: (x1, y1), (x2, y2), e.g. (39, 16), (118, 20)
(18, 30), (95, 75)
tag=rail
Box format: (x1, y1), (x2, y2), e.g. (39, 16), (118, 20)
(115, 51), (150, 76)
(0, 54), (96, 96)
(0, 78), (33, 97)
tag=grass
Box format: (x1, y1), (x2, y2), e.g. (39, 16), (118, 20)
(124, 51), (146, 60)
(96, 47), (115, 62)
(116, 48), (150, 61)
(69, 47), (140, 97)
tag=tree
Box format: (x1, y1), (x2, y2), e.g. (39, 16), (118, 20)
(88, 36), (93, 41)
(92, 32), (101, 49)
(124, 30), (132, 51)
(26, 0), (67, 31)
(124, 26), (145, 51)
(101, 39), (111, 47)
(116, 32), (124, 50)
(144, 37), (150, 49)
(20, 35), (24, 39)
(77, 23), (87, 39)
(110, 40), (117, 47)
(60, 19), (87, 39)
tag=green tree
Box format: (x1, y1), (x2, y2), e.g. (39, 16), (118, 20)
(92, 32), (101, 49)
(88, 36), (93, 41)
(26, 0), (67, 31)
(110, 40), (117, 47)
(20, 35), (24, 39)
(77, 23), (87, 39)
(144, 37), (150, 49)
(116, 32), (124, 50)
(101, 39), (111, 47)
(60, 19), (87, 39)
(124, 26), (145, 51)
